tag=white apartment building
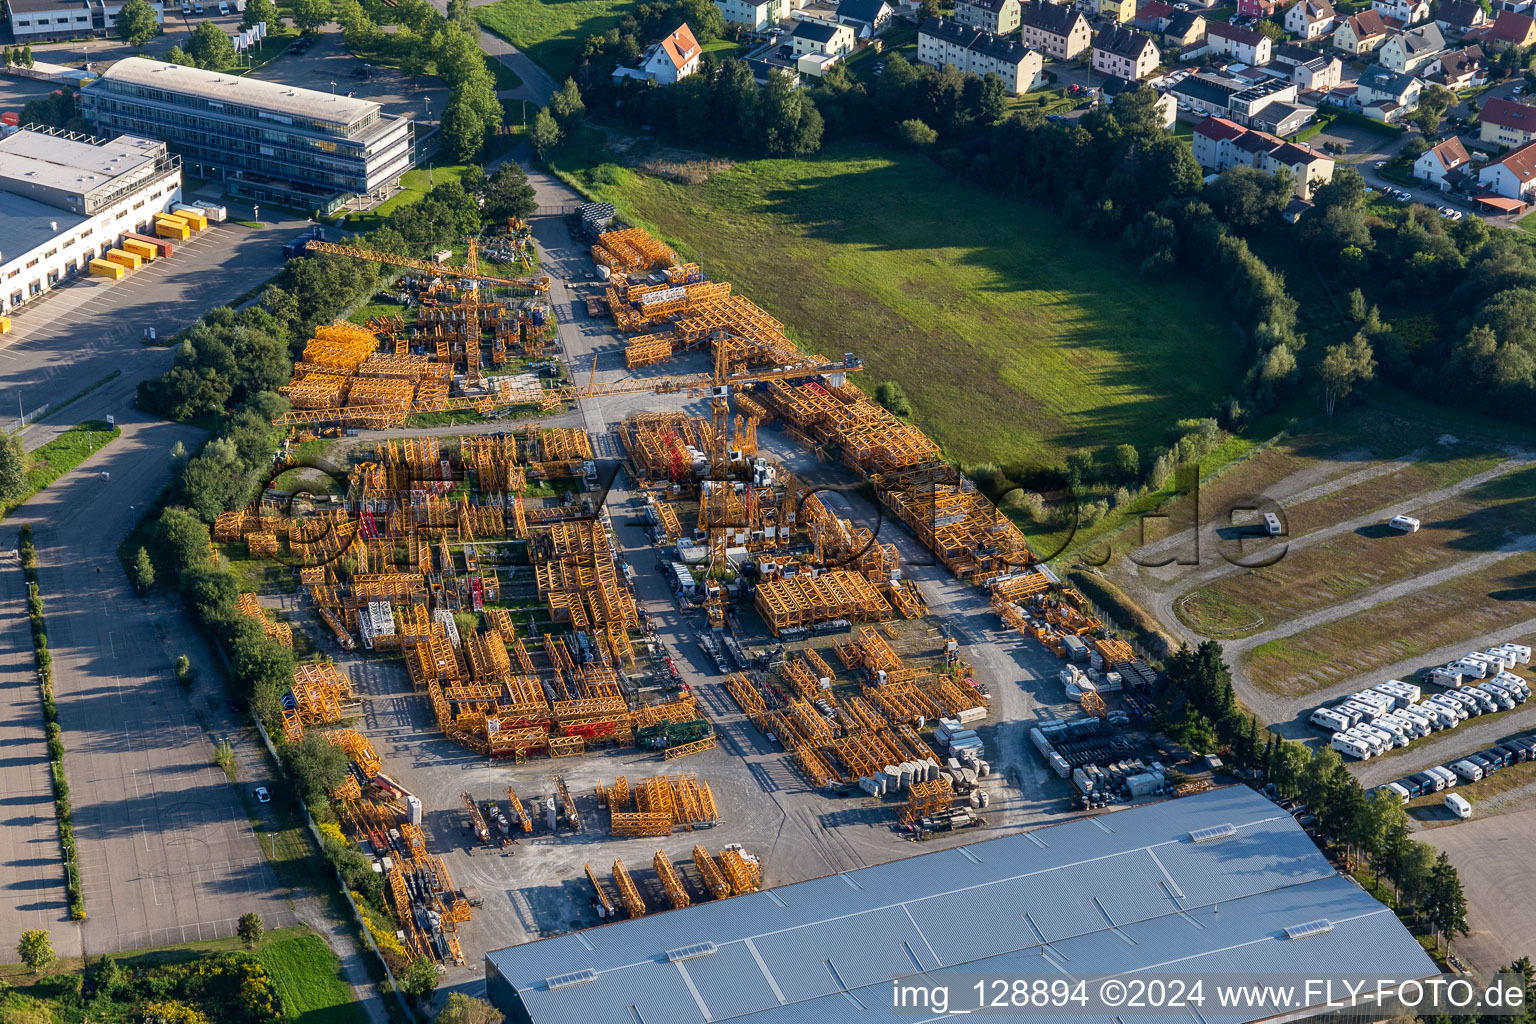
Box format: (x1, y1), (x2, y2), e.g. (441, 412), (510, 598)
(917, 16), (1043, 93)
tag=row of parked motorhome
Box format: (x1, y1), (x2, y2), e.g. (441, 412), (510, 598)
(1310, 643), (1532, 760)
(1376, 732), (1536, 820)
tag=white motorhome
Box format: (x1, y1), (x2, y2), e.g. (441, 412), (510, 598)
(1429, 766), (1458, 789)
(1496, 672), (1530, 699)
(1460, 687), (1498, 713)
(1479, 681), (1517, 709)
(1495, 643), (1531, 665)
(1481, 648), (1516, 671)
(1383, 782), (1411, 803)
(1332, 733), (1374, 759)
(1453, 658), (1490, 679)
(1428, 666), (1464, 687)
(1445, 792), (1472, 819)
(1399, 706), (1433, 734)
(1310, 707), (1352, 732)
(1414, 702), (1454, 729)
(1429, 695), (1469, 720)
(1388, 514), (1421, 532)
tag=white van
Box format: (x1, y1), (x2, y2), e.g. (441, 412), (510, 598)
(1445, 792), (1472, 819)
(1263, 512), (1283, 536)
(1383, 782), (1411, 803)
(1389, 515), (1421, 533)
(1452, 760), (1484, 783)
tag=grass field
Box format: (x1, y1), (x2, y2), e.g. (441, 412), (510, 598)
(2, 421), (121, 519)
(551, 141), (1242, 466)
(256, 931), (368, 1024)
(476, 0), (633, 80)
(1176, 451), (1522, 637)
(1243, 543), (1536, 696)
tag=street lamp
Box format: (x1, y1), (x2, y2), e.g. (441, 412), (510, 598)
(253, 203), (259, 223)
(329, 80), (336, 96)
(424, 96), (431, 122)
(266, 832), (276, 858)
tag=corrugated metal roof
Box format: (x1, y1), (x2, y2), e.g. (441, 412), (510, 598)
(485, 787), (1436, 1023)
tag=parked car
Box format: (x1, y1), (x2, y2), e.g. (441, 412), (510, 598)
(255, 786), (271, 803)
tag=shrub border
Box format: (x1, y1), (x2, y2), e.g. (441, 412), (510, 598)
(19, 524), (85, 919)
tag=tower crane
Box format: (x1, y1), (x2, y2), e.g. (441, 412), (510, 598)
(304, 237), (551, 292)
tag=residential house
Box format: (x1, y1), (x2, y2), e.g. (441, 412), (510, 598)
(1372, 0), (1428, 23)
(1192, 116), (1336, 197)
(1237, 0), (1283, 18)
(1377, 21), (1444, 71)
(1163, 9), (1207, 45)
(1332, 9), (1390, 52)
(790, 19), (855, 74)
(1170, 66), (1298, 120)
(1207, 20), (1272, 63)
(1098, 0), (1137, 23)
(1134, 0), (1175, 32)
(1427, 44), (1487, 88)
(1019, 1), (1092, 58)
(1479, 96), (1536, 145)
(953, 0), (1018, 34)
(1435, 0), (1488, 36)
(1485, 10), (1536, 45)
(837, 0), (894, 35)
(1101, 75), (1178, 125)
(1284, 0), (1336, 39)
(1252, 101), (1316, 134)
(615, 23), (702, 83)
(1092, 23), (1160, 78)
(1273, 44), (1345, 89)
(714, 0), (787, 30)
(1493, 0), (1533, 14)
(916, 17), (1044, 92)
(1415, 136), (1471, 189)
(1479, 138), (1536, 198)
(1354, 64), (1423, 118)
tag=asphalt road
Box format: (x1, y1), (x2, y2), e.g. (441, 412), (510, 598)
(0, 215), (312, 959)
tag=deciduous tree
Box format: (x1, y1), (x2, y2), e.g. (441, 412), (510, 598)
(116, 0), (162, 49)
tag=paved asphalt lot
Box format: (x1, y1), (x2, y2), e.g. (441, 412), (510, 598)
(0, 213), (311, 957)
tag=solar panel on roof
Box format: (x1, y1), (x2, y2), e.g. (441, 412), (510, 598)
(1284, 919), (1334, 940)
(545, 968), (597, 990)
(665, 942), (718, 963)
(1188, 823), (1237, 843)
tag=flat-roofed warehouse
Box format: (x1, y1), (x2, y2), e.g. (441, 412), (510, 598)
(484, 787), (1435, 1024)
(80, 56), (412, 213)
(0, 125), (182, 314)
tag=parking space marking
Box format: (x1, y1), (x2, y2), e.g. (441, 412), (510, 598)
(141, 821), (152, 852)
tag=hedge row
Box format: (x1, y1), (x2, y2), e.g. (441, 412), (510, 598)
(19, 524), (85, 920)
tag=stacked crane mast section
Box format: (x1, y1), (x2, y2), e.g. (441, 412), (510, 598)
(214, 429), (714, 764)
(583, 842), (761, 922)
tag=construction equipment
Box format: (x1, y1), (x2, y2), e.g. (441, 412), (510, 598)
(463, 791), (491, 843)
(612, 858), (646, 918)
(693, 845), (731, 901)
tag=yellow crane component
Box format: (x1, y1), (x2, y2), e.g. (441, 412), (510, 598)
(1081, 691), (1107, 719)
(585, 863), (615, 917)
(612, 858), (647, 918)
(306, 237), (551, 292)
(654, 849), (690, 909)
(693, 845), (731, 901)
(506, 786), (532, 833)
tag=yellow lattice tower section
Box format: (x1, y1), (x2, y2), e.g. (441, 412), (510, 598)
(281, 662), (355, 741)
(612, 858), (647, 918)
(321, 727), (381, 778)
(901, 777), (954, 825)
(585, 863), (616, 917)
(611, 811), (672, 837)
(693, 845), (731, 901)
(654, 849), (690, 909)
(237, 592), (293, 648)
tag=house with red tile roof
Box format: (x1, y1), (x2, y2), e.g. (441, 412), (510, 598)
(1479, 138), (1536, 199)
(614, 23), (702, 84)
(1479, 96), (1536, 147)
(1415, 137), (1471, 190)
